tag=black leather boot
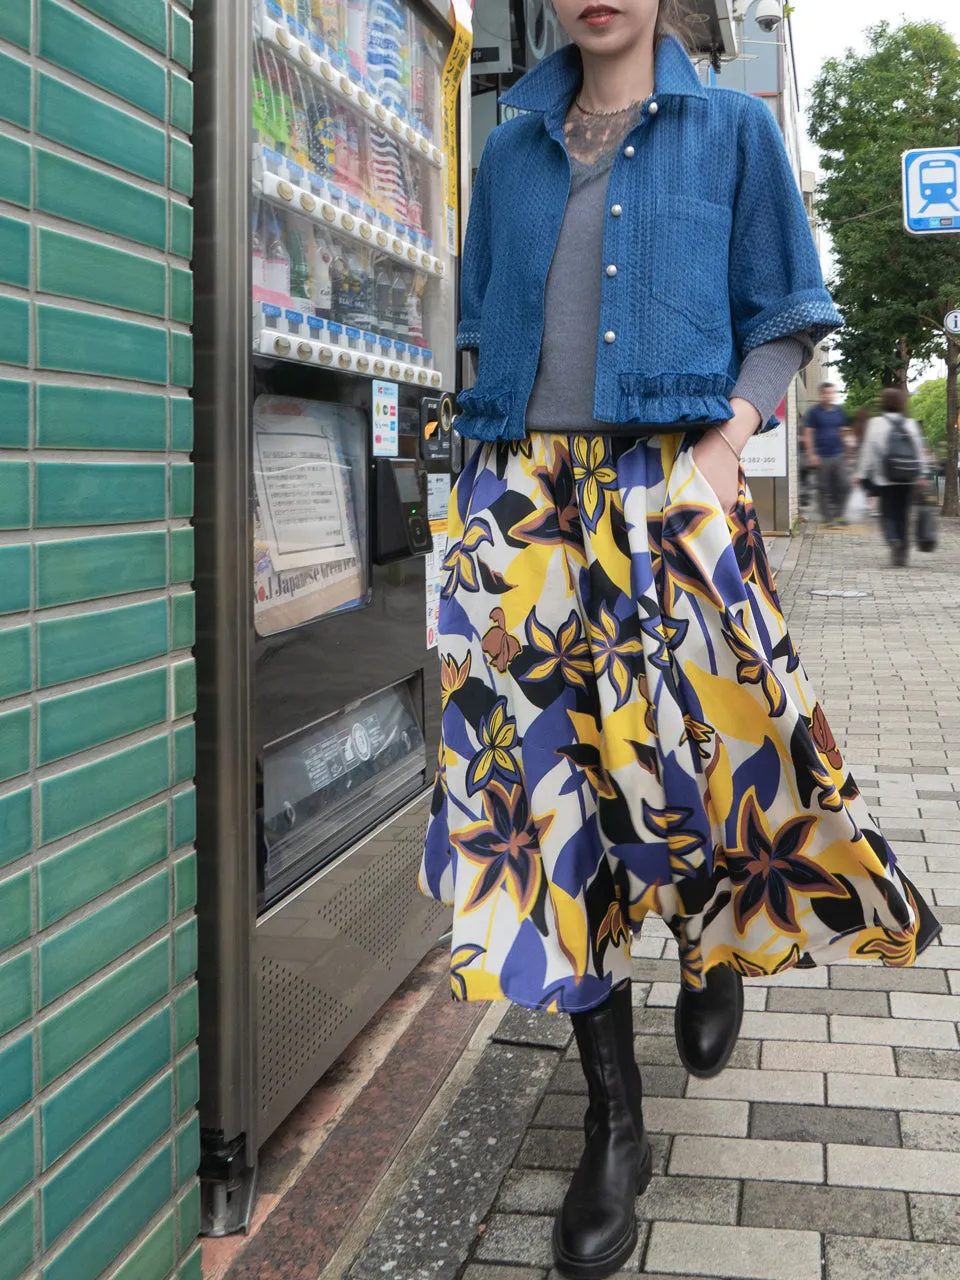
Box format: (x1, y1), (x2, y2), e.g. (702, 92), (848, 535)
(553, 981), (653, 1280)
(674, 966), (744, 1079)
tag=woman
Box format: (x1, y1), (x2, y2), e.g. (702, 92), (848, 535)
(858, 387), (928, 566)
(419, 4), (940, 1276)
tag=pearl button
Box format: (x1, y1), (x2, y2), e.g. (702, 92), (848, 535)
(624, 145), (635, 158)
(606, 264), (617, 277)
(611, 204), (622, 217)
(604, 330), (616, 344)
(648, 100), (659, 115)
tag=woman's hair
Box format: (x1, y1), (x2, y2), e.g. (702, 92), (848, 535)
(880, 387), (907, 415)
(655, 0), (698, 48)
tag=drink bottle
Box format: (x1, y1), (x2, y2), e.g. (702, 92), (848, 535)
(264, 213), (292, 300)
(312, 228), (334, 318)
(252, 199), (266, 290)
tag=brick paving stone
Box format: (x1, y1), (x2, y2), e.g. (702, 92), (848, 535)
(645, 1222), (823, 1280)
(761, 1041), (895, 1076)
(829, 1015), (959, 1048)
(908, 1193), (960, 1245)
(827, 1072), (960, 1113)
(895, 1047), (960, 1079)
(828, 1143), (960, 1194)
(647, 983), (768, 1012)
(827, 966), (948, 993)
(753, 967), (829, 988)
(473, 1214), (560, 1268)
(765, 989), (889, 1017)
(633, 936), (669, 959)
(632, 961), (682, 984)
(739, 1180), (910, 1240)
(686, 1068), (824, 1105)
(750, 1102), (900, 1147)
(740, 1012), (829, 1043)
(643, 1098), (749, 1138)
(517, 1128), (671, 1174)
(552, 1061), (688, 1099)
(950, 971), (960, 994)
(932, 906), (960, 925)
(464, 1268), (548, 1280)
(636, 1175), (740, 1226)
(533, 1094), (584, 1128)
(669, 1136), (823, 1184)
(913, 945), (960, 968)
(635, 1008), (678, 1038)
(637, 1035), (760, 1071)
(824, 1235), (960, 1280)
(889, 991), (960, 1022)
(495, 1170), (569, 1215)
(899, 1112), (960, 1153)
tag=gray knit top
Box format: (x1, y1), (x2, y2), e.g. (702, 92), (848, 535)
(525, 149), (811, 434)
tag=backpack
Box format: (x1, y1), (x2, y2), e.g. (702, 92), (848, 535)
(883, 415), (922, 485)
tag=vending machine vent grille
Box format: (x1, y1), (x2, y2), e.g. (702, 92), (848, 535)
(314, 815), (434, 968)
(255, 795), (450, 1140)
(258, 959), (353, 1111)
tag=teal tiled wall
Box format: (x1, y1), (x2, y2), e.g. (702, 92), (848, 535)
(0, 2), (198, 1277)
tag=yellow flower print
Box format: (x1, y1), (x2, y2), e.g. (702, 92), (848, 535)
(571, 435), (618, 533)
(440, 651), (472, 709)
(466, 696), (522, 794)
(587, 602), (644, 710)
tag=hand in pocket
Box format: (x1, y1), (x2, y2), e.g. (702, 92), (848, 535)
(692, 430), (741, 515)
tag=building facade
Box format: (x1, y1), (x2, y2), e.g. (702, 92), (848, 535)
(0, 3), (199, 1277)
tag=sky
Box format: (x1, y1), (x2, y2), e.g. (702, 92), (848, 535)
(786, 1), (960, 383)
(789, 0), (960, 173)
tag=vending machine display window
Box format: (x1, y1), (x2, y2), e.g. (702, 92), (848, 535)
(258, 676), (426, 909)
(253, 395), (368, 636)
(251, 0), (455, 388)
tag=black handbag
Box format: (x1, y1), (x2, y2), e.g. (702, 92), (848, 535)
(916, 497), (937, 553)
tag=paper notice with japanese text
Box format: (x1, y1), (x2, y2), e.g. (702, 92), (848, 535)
(253, 396), (366, 636)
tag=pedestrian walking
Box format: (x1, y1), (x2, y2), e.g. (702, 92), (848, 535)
(803, 382), (851, 525)
(857, 388), (929, 566)
(846, 404), (876, 521)
(418, 5), (940, 1277)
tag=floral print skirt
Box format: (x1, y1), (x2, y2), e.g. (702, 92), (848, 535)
(418, 432), (939, 1010)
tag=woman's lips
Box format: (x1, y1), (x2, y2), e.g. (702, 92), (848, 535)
(580, 5), (618, 26)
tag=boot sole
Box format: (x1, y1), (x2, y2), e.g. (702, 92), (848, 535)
(674, 977), (745, 1080)
(551, 1139), (654, 1280)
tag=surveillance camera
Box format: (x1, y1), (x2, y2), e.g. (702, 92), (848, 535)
(755, 0), (784, 33)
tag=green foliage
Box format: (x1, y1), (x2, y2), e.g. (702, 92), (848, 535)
(842, 375), (883, 420)
(808, 21), (960, 389)
(911, 378), (949, 454)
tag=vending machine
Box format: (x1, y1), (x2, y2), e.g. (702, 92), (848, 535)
(192, 0), (472, 1233)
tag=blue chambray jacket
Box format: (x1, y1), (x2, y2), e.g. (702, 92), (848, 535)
(455, 36), (842, 441)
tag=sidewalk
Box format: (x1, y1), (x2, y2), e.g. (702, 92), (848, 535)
(340, 519), (960, 1280)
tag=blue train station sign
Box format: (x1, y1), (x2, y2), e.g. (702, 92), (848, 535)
(902, 147), (960, 236)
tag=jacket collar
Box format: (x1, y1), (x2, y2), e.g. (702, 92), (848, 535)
(499, 35), (708, 116)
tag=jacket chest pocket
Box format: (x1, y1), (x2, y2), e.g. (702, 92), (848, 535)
(650, 196), (732, 333)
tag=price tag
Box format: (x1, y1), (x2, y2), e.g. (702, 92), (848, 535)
(372, 381), (399, 458)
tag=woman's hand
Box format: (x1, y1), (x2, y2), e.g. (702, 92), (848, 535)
(692, 399), (762, 515)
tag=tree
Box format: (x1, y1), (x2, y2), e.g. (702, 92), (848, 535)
(808, 21), (960, 512)
(911, 378), (949, 456)
(842, 375), (882, 421)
